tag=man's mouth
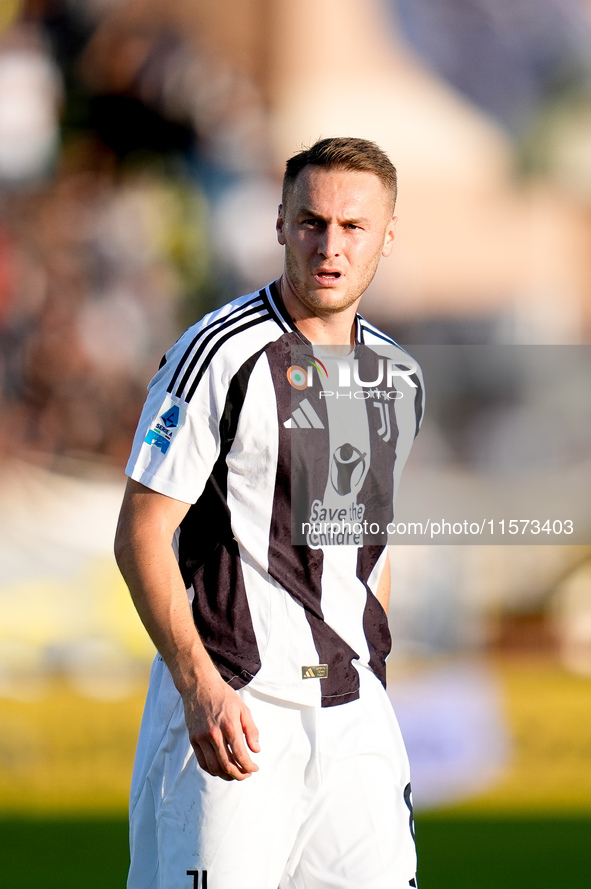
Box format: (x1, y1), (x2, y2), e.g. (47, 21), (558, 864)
(314, 270), (342, 284)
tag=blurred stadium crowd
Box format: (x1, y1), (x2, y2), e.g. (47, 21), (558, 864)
(0, 0), (279, 466)
(2, 0), (591, 466)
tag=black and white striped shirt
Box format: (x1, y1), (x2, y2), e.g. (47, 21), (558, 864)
(126, 282), (424, 707)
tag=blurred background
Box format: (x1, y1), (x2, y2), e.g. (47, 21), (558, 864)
(1, 0), (591, 886)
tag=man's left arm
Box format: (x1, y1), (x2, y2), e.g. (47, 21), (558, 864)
(375, 551), (390, 613)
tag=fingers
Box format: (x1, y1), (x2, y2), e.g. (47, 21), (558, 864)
(193, 738), (232, 781)
(190, 717), (259, 781)
(241, 705), (261, 754)
(191, 733), (242, 781)
(224, 712), (259, 776)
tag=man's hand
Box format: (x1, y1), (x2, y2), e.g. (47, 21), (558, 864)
(183, 674), (261, 781)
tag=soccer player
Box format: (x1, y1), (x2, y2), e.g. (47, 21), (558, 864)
(115, 136), (424, 889)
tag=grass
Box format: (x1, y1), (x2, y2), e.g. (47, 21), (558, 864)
(1, 813), (590, 888)
(0, 816), (129, 889)
(415, 815), (591, 888)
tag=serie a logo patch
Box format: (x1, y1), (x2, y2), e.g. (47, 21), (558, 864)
(144, 396), (186, 455)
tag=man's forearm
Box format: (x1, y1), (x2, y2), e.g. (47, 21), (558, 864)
(114, 479), (223, 698)
(376, 552), (391, 613)
(114, 478), (260, 780)
(115, 524), (219, 696)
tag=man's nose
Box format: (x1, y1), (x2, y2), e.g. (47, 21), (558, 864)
(318, 224), (342, 257)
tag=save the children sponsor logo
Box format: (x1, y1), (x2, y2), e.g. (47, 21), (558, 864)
(303, 440), (370, 547)
(288, 345), (414, 547)
(304, 498), (367, 547)
(330, 442), (366, 495)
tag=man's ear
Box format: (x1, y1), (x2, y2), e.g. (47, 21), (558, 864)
(381, 215), (397, 257)
(276, 204), (286, 246)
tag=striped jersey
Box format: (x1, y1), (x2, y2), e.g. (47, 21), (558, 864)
(126, 281), (424, 707)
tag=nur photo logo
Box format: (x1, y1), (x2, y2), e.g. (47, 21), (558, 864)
(287, 354), (328, 390)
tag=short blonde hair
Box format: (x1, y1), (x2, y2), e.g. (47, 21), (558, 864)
(282, 137), (397, 211)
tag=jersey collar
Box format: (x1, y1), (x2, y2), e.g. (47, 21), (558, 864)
(265, 280), (362, 345)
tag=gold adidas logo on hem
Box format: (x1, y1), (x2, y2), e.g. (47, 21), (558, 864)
(301, 664), (329, 679)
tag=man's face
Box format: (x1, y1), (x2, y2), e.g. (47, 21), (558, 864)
(276, 165), (396, 317)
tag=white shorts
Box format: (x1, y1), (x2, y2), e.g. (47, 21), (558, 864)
(128, 660), (417, 889)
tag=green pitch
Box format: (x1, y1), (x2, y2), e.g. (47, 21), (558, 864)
(0, 817), (129, 889)
(1, 815), (590, 888)
(416, 816), (591, 888)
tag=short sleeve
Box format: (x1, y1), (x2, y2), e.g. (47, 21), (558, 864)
(125, 333), (226, 504)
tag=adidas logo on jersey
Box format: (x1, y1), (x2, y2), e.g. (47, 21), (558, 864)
(284, 398), (325, 429)
(301, 664), (329, 679)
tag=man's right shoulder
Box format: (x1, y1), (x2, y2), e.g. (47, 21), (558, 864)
(182, 288), (269, 341)
(151, 285), (289, 404)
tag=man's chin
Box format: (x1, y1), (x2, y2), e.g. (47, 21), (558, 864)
(305, 289), (358, 315)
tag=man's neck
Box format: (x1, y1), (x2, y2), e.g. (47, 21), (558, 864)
(277, 276), (359, 346)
